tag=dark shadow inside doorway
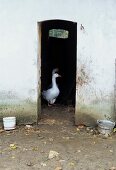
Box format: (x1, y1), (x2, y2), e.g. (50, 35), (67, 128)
(41, 20), (77, 106)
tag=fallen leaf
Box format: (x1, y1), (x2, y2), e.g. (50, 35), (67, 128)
(0, 151), (3, 154)
(69, 162), (75, 166)
(113, 128), (116, 132)
(10, 144), (17, 150)
(32, 146), (39, 151)
(48, 150), (59, 159)
(77, 124), (85, 129)
(55, 166), (62, 170)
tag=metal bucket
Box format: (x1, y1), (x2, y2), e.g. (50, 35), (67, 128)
(97, 120), (115, 135)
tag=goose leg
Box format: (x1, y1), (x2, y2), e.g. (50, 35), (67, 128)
(48, 99), (56, 106)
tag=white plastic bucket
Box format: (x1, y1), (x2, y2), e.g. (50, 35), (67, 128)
(3, 117), (16, 130)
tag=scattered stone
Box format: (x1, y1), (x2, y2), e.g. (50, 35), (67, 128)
(76, 128), (80, 131)
(25, 125), (33, 129)
(26, 161), (33, 166)
(11, 156), (15, 159)
(0, 129), (4, 133)
(109, 150), (113, 153)
(40, 162), (47, 167)
(48, 150), (59, 159)
(49, 138), (54, 142)
(59, 159), (65, 163)
(86, 127), (90, 131)
(109, 167), (116, 170)
(62, 136), (70, 140)
(78, 150), (81, 153)
(101, 133), (109, 138)
(77, 124), (85, 129)
(37, 134), (45, 139)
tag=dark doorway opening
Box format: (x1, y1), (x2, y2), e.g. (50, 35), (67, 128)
(41, 20), (77, 106)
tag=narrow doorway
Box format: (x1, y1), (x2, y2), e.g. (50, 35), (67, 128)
(37, 19), (77, 120)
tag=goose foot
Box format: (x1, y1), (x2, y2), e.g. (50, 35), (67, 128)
(48, 103), (52, 107)
(48, 103), (57, 107)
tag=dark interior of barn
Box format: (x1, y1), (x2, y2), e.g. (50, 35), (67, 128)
(41, 20), (77, 106)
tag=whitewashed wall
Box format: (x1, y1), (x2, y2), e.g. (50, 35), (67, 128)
(0, 0), (116, 125)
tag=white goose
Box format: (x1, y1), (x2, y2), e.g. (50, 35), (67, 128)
(52, 68), (59, 75)
(42, 71), (61, 106)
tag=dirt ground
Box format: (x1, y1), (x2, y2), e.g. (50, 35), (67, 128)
(0, 106), (116, 170)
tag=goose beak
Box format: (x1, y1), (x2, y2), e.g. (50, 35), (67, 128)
(58, 74), (61, 77)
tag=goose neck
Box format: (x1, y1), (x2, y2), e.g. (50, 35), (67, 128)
(52, 76), (57, 87)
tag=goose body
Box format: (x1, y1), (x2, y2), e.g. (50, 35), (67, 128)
(42, 73), (61, 106)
